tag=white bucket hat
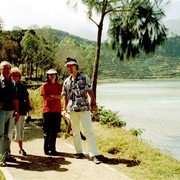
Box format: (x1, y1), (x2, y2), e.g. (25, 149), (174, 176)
(46, 69), (57, 74)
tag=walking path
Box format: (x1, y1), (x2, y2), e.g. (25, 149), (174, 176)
(0, 123), (130, 180)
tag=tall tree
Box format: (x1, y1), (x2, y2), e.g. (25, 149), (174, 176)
(21, 30), (39, 77)
(68, 0), (167, 97)
(9, 27), (25, 66)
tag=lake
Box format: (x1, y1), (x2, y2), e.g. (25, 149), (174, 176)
(97, 80), (180, 160)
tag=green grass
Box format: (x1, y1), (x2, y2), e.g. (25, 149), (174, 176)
(94, 123), (180, 179)
(0, 172), (5, 180)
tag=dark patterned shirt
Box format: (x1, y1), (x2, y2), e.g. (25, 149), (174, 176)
(62, 72), (91, 112)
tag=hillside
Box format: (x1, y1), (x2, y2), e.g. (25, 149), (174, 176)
(42, 28), (180, 80)
(99, 53), (180, 79)
(2, 19), (180, 80)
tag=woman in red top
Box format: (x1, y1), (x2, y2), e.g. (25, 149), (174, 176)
(40, 69), (62, 155)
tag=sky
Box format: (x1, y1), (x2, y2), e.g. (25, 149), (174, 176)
(0, 0), (180, 41)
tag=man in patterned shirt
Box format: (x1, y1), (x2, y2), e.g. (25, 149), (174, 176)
(62, 57), (100, 164)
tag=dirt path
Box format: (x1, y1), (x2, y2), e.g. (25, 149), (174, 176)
(0, 123), (130, 180)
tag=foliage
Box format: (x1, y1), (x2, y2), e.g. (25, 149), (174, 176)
(28, 88), (42, 119)
(98, 106), (126, 128)
(1, 28), (180, 80)
(109, 0), (167, 60)
(0, 172), (5, 180)
(128, 128), (144, 137)
(163, 35), (180, 58)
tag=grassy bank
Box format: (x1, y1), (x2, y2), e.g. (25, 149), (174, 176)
(0, 173), (5, 180)
(94, 123), (180, 179)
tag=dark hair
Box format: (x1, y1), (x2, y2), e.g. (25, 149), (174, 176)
(65, 57), (77, 64)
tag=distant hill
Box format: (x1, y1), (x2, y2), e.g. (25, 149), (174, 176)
(37, 28), (96, 45)
(48, 28), (180, 80)
(163, 18), (180, 36)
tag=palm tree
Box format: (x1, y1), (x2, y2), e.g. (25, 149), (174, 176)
(68, 0), (167, 97)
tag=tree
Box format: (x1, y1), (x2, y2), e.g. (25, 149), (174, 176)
(55, 37), (94, 79)
(9, 27), (25, 66)
(0, 31), (19, 64)
(21, 30), (39, 77)
(68, 0), (167, 97)
(163, 36), (180, 58)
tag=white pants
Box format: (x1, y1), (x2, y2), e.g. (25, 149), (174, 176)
(8, 116), (25, 141)
(69, 111), (98, 157)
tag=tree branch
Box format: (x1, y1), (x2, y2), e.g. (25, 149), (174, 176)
(89, 16), (99, 27)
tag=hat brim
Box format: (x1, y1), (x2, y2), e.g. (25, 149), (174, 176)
(46, 69), (57, 74)
(46, 72), (57, 74)
(65, 61), (78, 66)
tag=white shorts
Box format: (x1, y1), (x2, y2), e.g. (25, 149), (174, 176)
(8, 115), (25, 141)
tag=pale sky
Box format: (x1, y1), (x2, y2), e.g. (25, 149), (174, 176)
(0, 0), (180, 41)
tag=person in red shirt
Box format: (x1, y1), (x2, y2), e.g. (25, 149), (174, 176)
(40, 69), (62, 155)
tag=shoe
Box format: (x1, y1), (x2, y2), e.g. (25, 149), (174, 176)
(74, 153), (85, 159)
(44, 151), (51, 155)
(6, 155), (17, 162)
(92, 156), (100, 164)
(49, 151), (59, 156)
(19, 149), (27, 156)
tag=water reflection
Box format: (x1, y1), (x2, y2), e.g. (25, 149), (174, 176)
(97, 80), (180, 160)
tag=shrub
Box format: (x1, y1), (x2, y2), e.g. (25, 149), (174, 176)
(98, 106), (126, 128)
(128, 128), (144, 136)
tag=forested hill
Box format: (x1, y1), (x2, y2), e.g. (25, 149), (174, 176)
(48, 28), (180, 79)
(1, 27), (179, 80)
(40, 28), (96, 45)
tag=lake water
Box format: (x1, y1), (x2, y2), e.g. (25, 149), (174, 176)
(97, 80), (180, 160)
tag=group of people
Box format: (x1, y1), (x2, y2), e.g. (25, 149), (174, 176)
(0, 57), (100, 167)
(0, 61), (31, 166)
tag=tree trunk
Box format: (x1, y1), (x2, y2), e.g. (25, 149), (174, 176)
(92, 22), (103, 98)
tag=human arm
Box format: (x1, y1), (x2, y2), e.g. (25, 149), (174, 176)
(61, 82), (68, 112)
(26, 95), (32, 111)
(50, 94), (61, 99)
(87, 88), (98, 113)
(13, 98), (20, 122)
(40, 83), (61, 100)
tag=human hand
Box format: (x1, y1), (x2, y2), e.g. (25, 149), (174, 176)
(91, 103), (98, 114)
(15, 112), (20, 122)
